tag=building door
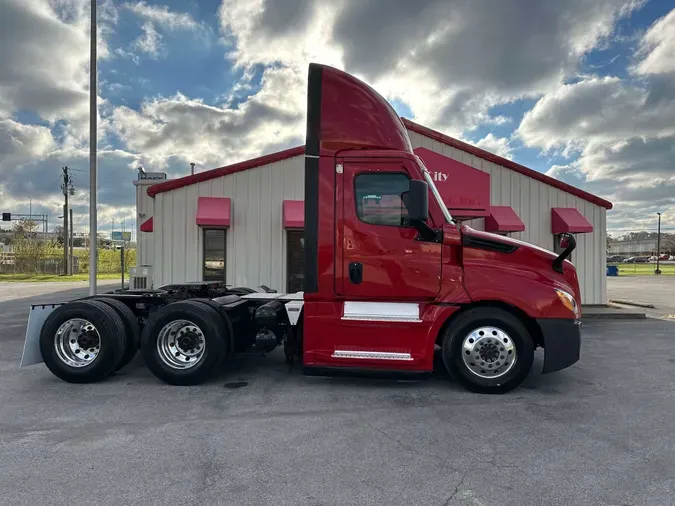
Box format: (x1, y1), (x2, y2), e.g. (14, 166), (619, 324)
(339, 163), (442, 299)
(203, 229), (226, 282)
(287, 230), (304, 292)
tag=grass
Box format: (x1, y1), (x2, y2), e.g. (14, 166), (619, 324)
(0, 273), (128, 283)
(609, 263), (675, 276)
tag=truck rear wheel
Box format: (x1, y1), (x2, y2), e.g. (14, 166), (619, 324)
(141, 301), (228, 385)
(39, 300), (126, 383)
(189, 298), (234, 362)
(95, 297), (141, 372)
(441, 307), (534, 394)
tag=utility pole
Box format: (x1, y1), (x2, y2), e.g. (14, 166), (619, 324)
(69, 209), (74, 275)
(89, 0), (98, 295)
(655, 212), (662, 275)
(61, 166), (73, 275)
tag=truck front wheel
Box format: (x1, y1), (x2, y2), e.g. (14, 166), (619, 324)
(441, 307), (534, 394)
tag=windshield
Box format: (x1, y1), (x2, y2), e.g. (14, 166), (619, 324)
(416, 156), (454, 224)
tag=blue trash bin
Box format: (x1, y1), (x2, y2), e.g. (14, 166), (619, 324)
(606, 265), (619, 276)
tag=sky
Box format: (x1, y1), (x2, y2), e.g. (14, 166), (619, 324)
(0, 0), (674, 238)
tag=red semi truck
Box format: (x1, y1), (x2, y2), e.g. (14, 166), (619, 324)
(21, 64), (581, 394)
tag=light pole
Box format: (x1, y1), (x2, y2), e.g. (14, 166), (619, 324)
(655, 212), (662, 275)
(28, 197), (31, 221)
(89, 0), (98, 294)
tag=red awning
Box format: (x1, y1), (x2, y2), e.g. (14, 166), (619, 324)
(413, 147), (490, 219)
(485, 206), (525, 233)
(283, 200), (304, 229)
(196, 197), (231, 228)
(140, 217), (153, 232)
(551, 208), (593, 234)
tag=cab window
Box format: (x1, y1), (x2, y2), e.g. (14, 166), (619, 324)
(354, 173), (411, 227)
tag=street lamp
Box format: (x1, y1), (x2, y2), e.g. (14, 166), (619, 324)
(655, 212), (662, 275)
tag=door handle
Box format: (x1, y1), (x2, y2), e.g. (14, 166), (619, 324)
(348, 262), (363, 284)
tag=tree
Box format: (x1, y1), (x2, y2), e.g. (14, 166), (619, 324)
(54, 225), (65, 246)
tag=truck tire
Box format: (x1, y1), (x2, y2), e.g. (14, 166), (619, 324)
(189, 298), (234, 362)
(141, 300), (228, 385)
(39, 300), (126, 383)
(96, 297), (141, 372)
(441, 307), (534, 394)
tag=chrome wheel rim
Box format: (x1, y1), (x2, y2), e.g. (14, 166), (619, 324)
(156, 320), (206, 370)
(461, 326), (516, 379)
(54, 318), (101, 367)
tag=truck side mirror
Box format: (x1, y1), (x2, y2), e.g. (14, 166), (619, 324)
(404, 180), (429, 222)
(403, 180), (439, 242)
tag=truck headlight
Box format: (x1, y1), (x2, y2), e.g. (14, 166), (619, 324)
(555, 289), (580, 318)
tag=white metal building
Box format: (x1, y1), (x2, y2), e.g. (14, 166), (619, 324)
(135, 120), (612, 304)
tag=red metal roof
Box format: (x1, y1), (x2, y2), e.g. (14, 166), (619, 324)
(485, 206), (526, 233)
(403, 119), (612, 210)
(551, 208), (593, 234)
(140, 217), (153, 232)
(146, 120), (612, 211)
(196, 197), (231, 228)
(147, 146), (305, 197)
(283, 200), (304, 229)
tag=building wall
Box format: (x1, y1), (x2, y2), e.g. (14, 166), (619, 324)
(149, 130), (607, 304)
(134, 179), (155, 267)
(407, 129), (607, 304)
(152, 156), (305, 289)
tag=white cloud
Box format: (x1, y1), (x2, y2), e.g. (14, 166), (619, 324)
(545, 165), (588, 188)
(473, 134), (513, 159)
(517, 77), (675, 152)
(635, 9), (675, 75)
(0, 0), (89, 122)
(124, 1), (201, 31)
(133, 21), (163, 57)
(514, 8), (675, 231)
(0, 120), (56, 166)
(111, 66), (305, 172)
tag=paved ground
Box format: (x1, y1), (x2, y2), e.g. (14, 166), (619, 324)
(608, 275), (675, 319)
(1, 288), (675, 505)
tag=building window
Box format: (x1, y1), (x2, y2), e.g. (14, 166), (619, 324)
(354, 173), (411, 227)
(287, 230), (304, 292)
(203, 229), (226, 282)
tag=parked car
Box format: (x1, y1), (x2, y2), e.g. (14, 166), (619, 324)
(658, 254), (670, 261)
(623, 256), (649, 263)
(607, 255), (625, 263)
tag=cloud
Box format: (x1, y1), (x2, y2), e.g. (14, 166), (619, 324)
(517, 77), (675, 151)
(635, 9), (675, 75)
(133, 20), (163, 57)
(124, 1), (201, 31)
(0, 120), (56, 166)
(0, 0), (89, 122)
(473, 134), (513, 159)
(110, 66), (304, 172)
(121, 2), (208, 59)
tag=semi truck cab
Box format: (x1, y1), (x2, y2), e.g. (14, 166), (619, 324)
(298, 64), (581, 392)
(22, 63), (581, 394)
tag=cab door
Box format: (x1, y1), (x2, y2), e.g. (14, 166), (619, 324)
(338, 161), (442, 299)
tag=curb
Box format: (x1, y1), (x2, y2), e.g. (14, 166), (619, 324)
(609, 299), (655, 309)
(582, 311), (646, 320)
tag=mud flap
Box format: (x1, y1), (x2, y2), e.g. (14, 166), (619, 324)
(20, 304), (60, 367)
(537, 318), (582, 374)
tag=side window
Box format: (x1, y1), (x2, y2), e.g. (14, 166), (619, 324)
(355, 173), (411, 227)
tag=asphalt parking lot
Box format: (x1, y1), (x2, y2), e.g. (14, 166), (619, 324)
(608, 275), (675, 319)
(1, 287), (675, 506)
